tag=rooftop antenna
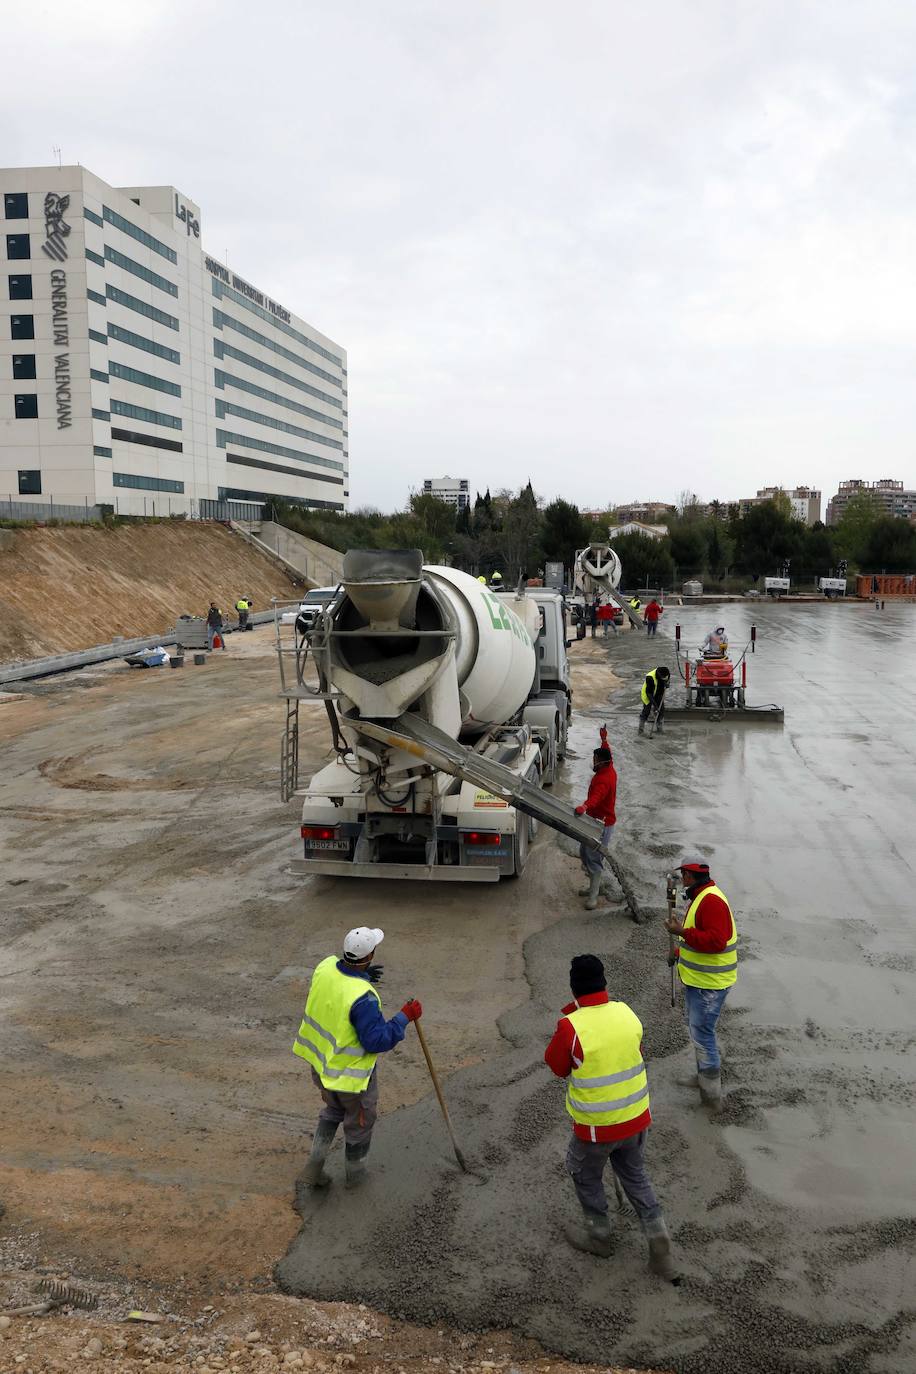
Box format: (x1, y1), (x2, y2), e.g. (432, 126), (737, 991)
(52, 145), (62, 168)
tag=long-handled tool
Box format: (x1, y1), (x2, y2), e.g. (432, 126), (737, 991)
(413, 1019), (469, 1173)
(606, 853), (643, 924)
(665, 871), (679, 1006)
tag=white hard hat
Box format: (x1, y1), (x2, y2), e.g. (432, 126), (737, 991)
(343, 926), (384, 960)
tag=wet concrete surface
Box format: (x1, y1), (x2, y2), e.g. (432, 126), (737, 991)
(278, 602), (916, 1373)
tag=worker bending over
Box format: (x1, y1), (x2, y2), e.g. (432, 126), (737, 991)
(702, 626), (728, 657)
(628, 595), (642, 615)
(574, 729), (616, 910)
(235, 596), (251, 629)
(665, 861), (738, 1111)
(638, 666), (670, 735)
(544, 954), (677, 1280)
(293, 926), (421, 1187)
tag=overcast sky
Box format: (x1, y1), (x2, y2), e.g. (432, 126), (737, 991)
(5, 1), (916, 511)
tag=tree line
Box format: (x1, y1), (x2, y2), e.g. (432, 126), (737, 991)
(270, 485), (916, 588)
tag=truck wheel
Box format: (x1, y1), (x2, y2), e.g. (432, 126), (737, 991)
(510, 814), (529, 878)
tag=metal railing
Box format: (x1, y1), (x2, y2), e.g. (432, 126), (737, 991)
(2, 497), (105, 523)
(2, 496), (265, 524)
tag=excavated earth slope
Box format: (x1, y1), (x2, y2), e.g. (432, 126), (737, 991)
(0, 522), (299, 664)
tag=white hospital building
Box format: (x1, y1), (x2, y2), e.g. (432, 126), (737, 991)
(1, 165), (348, 518)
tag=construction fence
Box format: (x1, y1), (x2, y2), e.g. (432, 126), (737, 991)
(2, 496), (265, 524)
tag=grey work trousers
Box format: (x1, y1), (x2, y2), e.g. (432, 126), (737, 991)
(565, 1129), (661, 1221)
(311, 1067), (378, 1147)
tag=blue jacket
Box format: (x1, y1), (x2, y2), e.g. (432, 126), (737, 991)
(337, 960), (408, 1054)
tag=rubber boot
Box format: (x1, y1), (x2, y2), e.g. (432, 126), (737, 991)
(583, 870), (603, 911)
(301, 1120), (337, 1188)
(565, 1206), (613, 1258)
(345, 1141), (371, 1188)
(698, 1069), (723, 1113)
(676, 1050), (701, 1089)
(644, 1214), (679, 1281)
(655, 719), (664, 734)
(579, 873), (614, 897)
(638, 719), (645, 736)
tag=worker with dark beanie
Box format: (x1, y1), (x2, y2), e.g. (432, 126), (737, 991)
(544, 954), (677, 1279)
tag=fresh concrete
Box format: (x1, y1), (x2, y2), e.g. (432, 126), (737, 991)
(277, 601), (916, 1374)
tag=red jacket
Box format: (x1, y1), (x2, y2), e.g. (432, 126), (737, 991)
(645, 600), (663, 623)
(596, 603), (614, 622)
(580, 761), (616, 825)
(680, 880), (733, 952)
(544, 991), (652, 1142)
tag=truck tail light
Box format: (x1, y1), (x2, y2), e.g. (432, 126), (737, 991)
(461, 830), (500, 846)
(301, 825), (339, 841)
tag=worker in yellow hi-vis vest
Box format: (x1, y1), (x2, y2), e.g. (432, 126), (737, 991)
(665, 859), (738, 1112)
(544, 954), (677, 1281)
(292, 927), (421, 1188)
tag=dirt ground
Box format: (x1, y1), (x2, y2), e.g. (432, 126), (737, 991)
(0, 523), (300, 664)
(0, 627), (651, 1374)
(2, 607), (915, 1373)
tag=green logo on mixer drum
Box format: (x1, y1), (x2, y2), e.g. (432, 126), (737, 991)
(481, 591), (532, 645)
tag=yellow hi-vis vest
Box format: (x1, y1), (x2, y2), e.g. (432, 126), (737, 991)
(564, 1001), (650, 1131)
(236, 599), (250, 610)
(292, 956), (380, 1092)
(641, 668), (662, 705)
(677, 885), (738, 989)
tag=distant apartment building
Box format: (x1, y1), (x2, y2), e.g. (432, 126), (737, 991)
(614, 501), (676, 523)
(738, 486), (822, 525)
(826, 479), (916, 525)
(422, 475), (469, 509)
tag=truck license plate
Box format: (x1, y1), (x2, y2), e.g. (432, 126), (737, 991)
(307, 840), (349, 851)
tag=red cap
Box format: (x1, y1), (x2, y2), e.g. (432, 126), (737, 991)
(679, 860), (710, 877)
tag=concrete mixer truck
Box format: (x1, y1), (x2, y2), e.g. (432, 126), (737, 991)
(571, 543), (642, 628)
(275, 549), (609, 882)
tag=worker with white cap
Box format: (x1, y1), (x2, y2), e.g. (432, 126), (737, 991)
(293, 927), (422, 1188)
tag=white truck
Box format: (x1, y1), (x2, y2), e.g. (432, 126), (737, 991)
(571, 543), (642, 628)
(276, 549), (602, 882)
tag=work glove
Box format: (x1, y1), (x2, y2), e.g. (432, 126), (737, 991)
(574, 805), (585, 816)
(400, 998), (422, 1022)
(364, 964), (384, 985)
(666, 954), (679, 968)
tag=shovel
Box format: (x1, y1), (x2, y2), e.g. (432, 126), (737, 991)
(413, 1019), (469, 1173)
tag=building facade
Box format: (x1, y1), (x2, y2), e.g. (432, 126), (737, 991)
(613, 501), (676, 523)
(826, 479), (916, 525)
(422, 475), (469, 509)
(1, 166), (348, 517)
(738, 486), (822, 524)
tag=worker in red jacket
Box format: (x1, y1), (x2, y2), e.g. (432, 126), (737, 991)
(544, 954), (677, 1278)
(574, 728), (616, 910)
(595, 601), (617, 636)
(644, 600), (663, 637)
(665, 860), (738, 1111)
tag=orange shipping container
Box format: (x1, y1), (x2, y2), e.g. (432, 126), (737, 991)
(856, 573), (916, 597)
